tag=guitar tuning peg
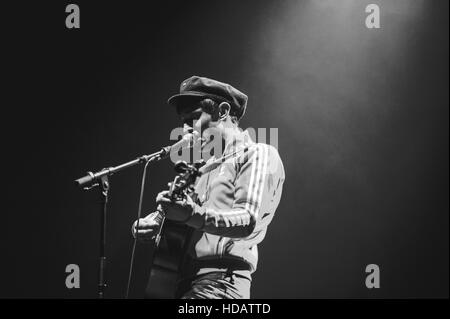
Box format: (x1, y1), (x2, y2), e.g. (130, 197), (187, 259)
(174, 160), (188, 173)
(195, 159), (206, 168)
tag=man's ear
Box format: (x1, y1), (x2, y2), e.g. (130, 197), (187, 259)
(218, 102), (231, 120)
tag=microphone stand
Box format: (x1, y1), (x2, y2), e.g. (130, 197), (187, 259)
(75, 147), (171, 299)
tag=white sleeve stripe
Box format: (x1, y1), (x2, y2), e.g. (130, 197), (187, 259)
(244, 145), (260, 216)
(248, 144), (268, 219)
(245, 145), (261, 217)
(250, 145), (264, 218)
(254, 146), (268, 218)
(255, 145), (269, 219)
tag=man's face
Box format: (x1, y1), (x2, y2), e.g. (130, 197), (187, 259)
(179, 104), (222, 150)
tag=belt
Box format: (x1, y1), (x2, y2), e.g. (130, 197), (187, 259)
(182, 256), (252, 274)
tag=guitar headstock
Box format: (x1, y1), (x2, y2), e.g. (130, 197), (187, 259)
(168, 160), (205, 200)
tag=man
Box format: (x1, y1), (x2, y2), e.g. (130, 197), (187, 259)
(132, 76), (285, 299)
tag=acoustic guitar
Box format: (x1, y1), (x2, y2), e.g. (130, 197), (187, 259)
(145, 160), (205, 299)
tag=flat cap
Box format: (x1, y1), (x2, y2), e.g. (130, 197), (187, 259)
(167, 76), (248, 120)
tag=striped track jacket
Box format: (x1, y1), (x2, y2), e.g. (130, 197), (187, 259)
(183, 130), (285, 277)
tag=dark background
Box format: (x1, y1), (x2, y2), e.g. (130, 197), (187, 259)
(1, 0), (448, 298)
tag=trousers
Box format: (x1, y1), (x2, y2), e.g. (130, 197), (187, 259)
(176, 271), (251, 299)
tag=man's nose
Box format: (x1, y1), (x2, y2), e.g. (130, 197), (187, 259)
(183, 120), (202, 136)
(194, 113), (211, 133)
(193, 120), (202, 133)
(184, 120), (200, 132)
(183, 123), (193, 133)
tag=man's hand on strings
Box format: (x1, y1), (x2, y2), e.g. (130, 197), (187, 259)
(156, 190), (195, 223)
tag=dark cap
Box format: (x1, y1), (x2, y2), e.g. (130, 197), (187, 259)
(167, 76), (248, 120)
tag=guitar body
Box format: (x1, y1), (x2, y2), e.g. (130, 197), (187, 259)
(144, 160), (205, 299)
(145, 220), (193, 299)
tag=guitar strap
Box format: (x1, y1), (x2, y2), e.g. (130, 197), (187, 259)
(198, 147), (248, 176)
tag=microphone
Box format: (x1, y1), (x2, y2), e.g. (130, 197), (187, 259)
(159, 131), (201, 159)
(74, 132), (202, 188)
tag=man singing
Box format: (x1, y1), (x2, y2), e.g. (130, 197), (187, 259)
(132, 76), (285, 299)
